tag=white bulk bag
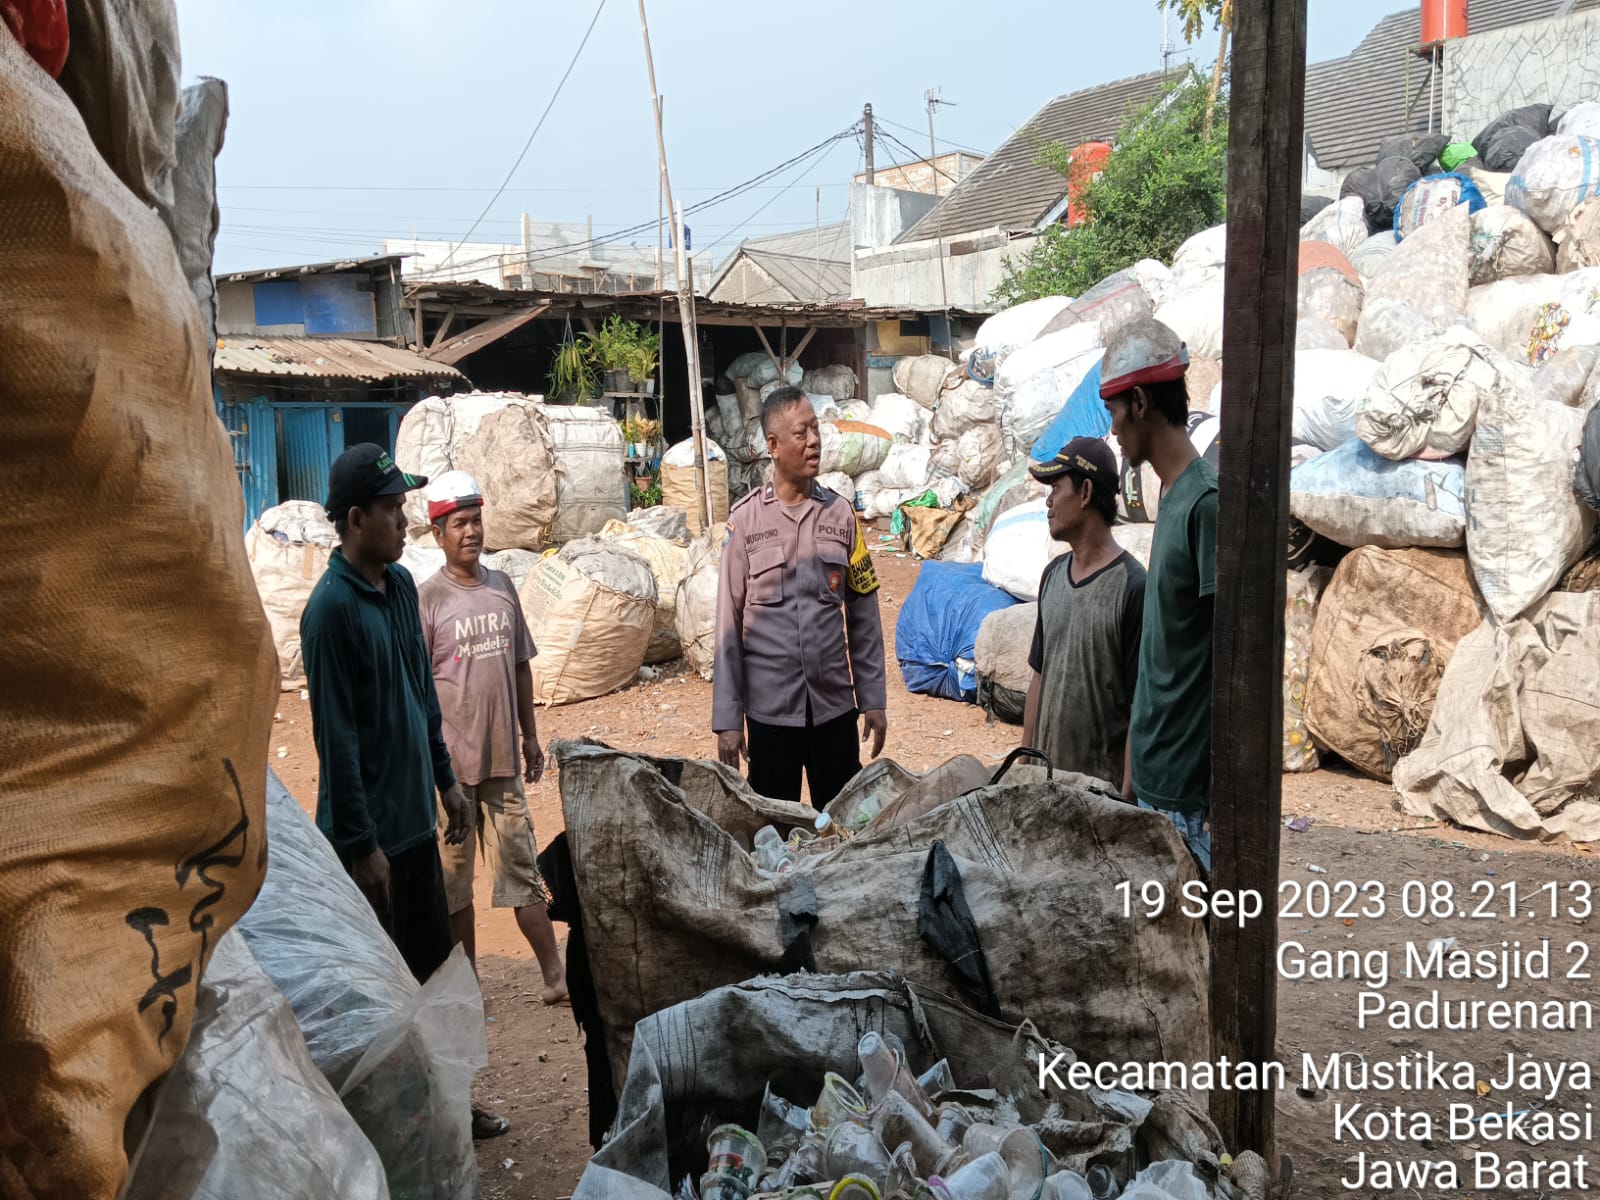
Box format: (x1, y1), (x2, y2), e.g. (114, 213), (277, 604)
(1357, 334), (1514, 460)
(1354, 203), (1472, 361)
(972, 296), (1074, 372)
(877, 443), (934, 491)
(1468, 204), (1555, 285)
(1466, 379), (1595, 623)
(1293, 349), (1380, 451)
(245, 501), (336, 691)
(993, 323), (1104, 461)
(1300, 195), (1370, 258)
(893, 354), (958, 409)
(520, 538), (658, 704)
(544, 403), (627, 543)
(981, 499), (1067, 601)
(867, 391), (925, 444)
(1153, 285), (1225, 360)
(395, 391), (558, 550)
(819, 420), (893, 476)
(1290, 440), (1467, 548)
(1505, 134), (1600, 233)
(1168, 223), (1228, 291)
(674, 523), (728, 680)
(1466, 268), (1600, 363)
(800, 363), (857, 401)
(930, 377), (997, 441)
(660, 437), (730, 537)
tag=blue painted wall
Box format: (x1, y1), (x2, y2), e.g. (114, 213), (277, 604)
(252, 280), (303, 327)
(301, 274), (377, 336)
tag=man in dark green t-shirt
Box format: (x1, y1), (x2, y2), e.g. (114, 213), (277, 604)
(300, 444), (473, 981)
(1101, 319), (1218, 875)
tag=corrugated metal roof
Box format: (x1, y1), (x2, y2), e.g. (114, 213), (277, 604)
(896, 71), (1171, 243)
(214, 336), (465, 382)
(1305, 0), (1600, 171)
(708, 222), (852, 302)
(219, 255), (407, 285)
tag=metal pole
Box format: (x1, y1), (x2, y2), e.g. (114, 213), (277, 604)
(639, 0), (711, 531)
(863, 102), (875, 184)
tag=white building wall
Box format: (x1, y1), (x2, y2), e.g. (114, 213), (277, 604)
(1442, 11), (1600, 140)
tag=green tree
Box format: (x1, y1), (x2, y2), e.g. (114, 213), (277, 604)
(1168, 0), (1231, 140)
(993, 71), (1228, 306)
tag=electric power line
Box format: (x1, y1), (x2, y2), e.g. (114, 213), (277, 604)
(875, 114), (987, 158)
(439, 0), (609, 271)
(696, 136), (851, 258)
(873, 126), (964, 187)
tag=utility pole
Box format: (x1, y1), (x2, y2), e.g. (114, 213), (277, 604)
(863, 102), (875, 184)
(926, 88), (952, 320)
(656, 96), (665, 290)
(638, 0), (711, 531)
(1209, 0), (1306, 1175)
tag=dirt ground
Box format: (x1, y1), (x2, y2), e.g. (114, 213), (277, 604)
(267, 551), (1597, 1200)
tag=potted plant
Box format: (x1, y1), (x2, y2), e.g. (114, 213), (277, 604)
(583, 316), (660, 393)
(547, 337), (597, 404)
(621, 414), (661, 459)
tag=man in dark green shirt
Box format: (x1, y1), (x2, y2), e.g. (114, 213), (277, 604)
(300, 443), (472, 983)
(1101, 320), (1218, 876)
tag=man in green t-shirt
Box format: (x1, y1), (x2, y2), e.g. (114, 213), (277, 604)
(1101, 319), (1218, 875)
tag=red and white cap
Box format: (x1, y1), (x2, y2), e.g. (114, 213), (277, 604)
(1099, 317), (1190, 399)
(424, 470), (483, 520)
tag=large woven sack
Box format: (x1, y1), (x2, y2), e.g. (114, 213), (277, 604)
(1300, 195), (1370, 258)
(1394, 172), (1486, 239)
(1506, 134), (1600, 233)
(1282, 567), (1330, 774)
(1289, 440), (1466, 548)
(395, 392), (558, 551)
(0, 37), (278, 1198)
(799, 362), (856, 401)
(1292, 348), (1379, 450)
(993, 326), (1105, 462)
(929, 377), (995, 440)
(519, 539), (658, 705)
(245, 501), (336, 691)
(982, 500), (1067, 601)
(659, 436), (729, 537)
(892, 354), (957, 409)
(865, 390), (924, 444)
(1296, 241), (1363, 345)
(818, 420), (892, 476)
(545, 403), (625, 543)
(1153, 285), (1225, 360)
(970, 295), (1074, 375)
(553, 741), (1210, 1089)
(598, 520), (690, 665)
(1356, 333), (1515, 460)
(673, 523), (729, 680)
(974, 601), (1035, 693)
(1304, 548), (1482, 779)
(1555, 195), (1600, 273)
(1468, 204), (1554, 285)
(1354, 202), (1471, 361)
(1394, 592), (1600, 841)
(1465, 371), (1594, 622)
(1038, 267), (1157, 346)
(1465, 268), (1600, 365)
(1354, 629), (1447, 778)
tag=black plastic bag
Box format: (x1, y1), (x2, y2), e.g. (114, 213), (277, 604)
(1473, 103), (1552, 171)
(1299, 194), (1333, 224)
(1376, 132), (1449, 174)
(1341, 156), (1421, 233)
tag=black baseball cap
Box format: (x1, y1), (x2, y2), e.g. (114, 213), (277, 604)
(325, 443), (427, 520)
(1029, 436), (1118, 496)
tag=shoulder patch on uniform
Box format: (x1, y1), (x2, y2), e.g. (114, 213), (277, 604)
(730, 489), (761, 515)
(846, 516), (879, 596)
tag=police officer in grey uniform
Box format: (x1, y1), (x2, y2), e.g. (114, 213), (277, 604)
(712, 385), (889, 806)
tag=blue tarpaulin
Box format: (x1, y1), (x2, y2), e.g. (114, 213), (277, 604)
(1028, 357), (1109, 464)
(895, 561), (1019, 703)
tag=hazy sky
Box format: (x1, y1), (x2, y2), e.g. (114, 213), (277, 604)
(175, 1), (1411, 274)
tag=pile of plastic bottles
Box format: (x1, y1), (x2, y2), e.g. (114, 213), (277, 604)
(685, 1031), (1230, 1200)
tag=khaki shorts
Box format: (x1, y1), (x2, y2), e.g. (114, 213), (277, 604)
(439, 776), (549, 913)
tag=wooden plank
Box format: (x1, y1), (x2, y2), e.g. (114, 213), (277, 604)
(784, 326), (818, 372)
(751, 324), (781, 374)
(427, 305), (459, 351)
(1209, 0), (1307, 1169)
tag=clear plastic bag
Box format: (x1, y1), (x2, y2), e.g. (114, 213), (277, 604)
(234, 777), (487, 1200)
(123, 931), (391, 1200)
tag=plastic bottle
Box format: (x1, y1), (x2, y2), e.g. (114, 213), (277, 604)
(752, 825), (796, 873)
(1086, 1165), (1121, 1200)
(813, 811), (852, 840)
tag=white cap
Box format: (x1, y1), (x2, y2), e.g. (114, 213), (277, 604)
(423, 470), (483, 521)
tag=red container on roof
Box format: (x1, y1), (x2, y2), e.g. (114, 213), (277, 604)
(1420, 0), (1468, 47)
(1065, 141), (1112, 228)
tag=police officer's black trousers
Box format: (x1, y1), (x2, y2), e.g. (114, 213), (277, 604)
(745, 706), (861, 809)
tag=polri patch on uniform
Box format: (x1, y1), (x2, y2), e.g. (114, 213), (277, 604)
(846, 517), (879, 595)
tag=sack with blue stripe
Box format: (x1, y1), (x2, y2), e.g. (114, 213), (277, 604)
(1290, 439), (1466, 549)
(1506, 134), (1600, 233)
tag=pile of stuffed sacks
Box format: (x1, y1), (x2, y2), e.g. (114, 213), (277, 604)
(884, 104), (1600, 843)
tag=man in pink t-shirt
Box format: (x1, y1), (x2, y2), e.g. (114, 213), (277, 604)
(418, 472), (568, 1020)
